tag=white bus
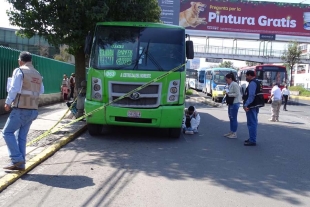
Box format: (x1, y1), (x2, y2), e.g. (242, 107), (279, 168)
(202, 68), (238, 95)
(186, 68), (208, 91)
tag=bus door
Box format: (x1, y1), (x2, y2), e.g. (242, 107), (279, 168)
(205, 70), (212, 94)
(197, 70), (205, 90)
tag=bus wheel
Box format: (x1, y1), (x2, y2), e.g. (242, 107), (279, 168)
(88, 124), (102, 136)
(169, 128), (181, 138)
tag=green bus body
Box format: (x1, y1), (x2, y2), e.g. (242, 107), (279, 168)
(84, 22), (191, 137)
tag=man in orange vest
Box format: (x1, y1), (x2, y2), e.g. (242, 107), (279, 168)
(2, 51), (44, 171)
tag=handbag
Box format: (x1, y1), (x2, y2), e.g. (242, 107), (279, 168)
(226, 94), (235, 105)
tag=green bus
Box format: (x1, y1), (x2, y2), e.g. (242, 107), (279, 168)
(84, 22), (194, 138)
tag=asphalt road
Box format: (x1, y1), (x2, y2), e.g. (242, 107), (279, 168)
(0, 96), (309, 207)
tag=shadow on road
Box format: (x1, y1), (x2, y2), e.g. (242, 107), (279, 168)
(21, 174), (95, 189)
(66, 108), (310, 206)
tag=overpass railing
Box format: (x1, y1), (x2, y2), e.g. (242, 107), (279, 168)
(194, 44), (310, 60)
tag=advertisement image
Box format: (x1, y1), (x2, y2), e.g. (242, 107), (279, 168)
(179, 0), (310, 37)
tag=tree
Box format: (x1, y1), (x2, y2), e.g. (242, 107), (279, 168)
(6, 0), (161, 90)
(246, 61), (259, 66)
(281, 41), (302, 86)
(219, 61), (234, 68)
(54, 45), (71, 63)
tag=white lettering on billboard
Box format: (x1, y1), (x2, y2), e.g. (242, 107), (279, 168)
(208, 12), (296, 28)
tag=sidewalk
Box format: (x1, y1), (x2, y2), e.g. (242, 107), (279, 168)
(0, 102), (87, 191)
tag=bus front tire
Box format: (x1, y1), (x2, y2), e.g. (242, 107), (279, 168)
(169, 128), (181, 138)
(88, 124), (102, 136)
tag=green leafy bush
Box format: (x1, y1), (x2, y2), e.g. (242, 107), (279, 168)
(289, 86), (310, 97)
(185, 89), (194, 95)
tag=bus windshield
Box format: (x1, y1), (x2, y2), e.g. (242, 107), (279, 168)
(213, 70), (237, 84)
(90, 26), (185, 71)
(256, 66), (287, 87)
(259, 71), (286, 87)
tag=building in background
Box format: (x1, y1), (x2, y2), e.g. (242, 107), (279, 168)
(0, 26), (58, 58)
(293, 44), (310, 88)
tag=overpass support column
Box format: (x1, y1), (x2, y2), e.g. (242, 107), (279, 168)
(206, 36), (209, 53)
(259, 41), (267, 56)
(233, 39), (237, 54)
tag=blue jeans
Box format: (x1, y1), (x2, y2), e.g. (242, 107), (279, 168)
(246, 107), (259, 143)
(2, 108), (38, 167)
(228, 103), (240, 132)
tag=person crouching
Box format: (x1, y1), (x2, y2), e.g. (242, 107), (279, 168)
(182, 106), (200, 134)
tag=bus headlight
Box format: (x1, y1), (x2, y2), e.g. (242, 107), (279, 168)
(170, 87), (178, 94)
(92, 77), (102, 100)
(93, 84), (101, 91)
(169, 95), (176, 101)
(167, 80), (180, 103)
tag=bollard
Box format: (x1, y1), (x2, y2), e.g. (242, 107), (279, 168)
(76, 80), (87, 118)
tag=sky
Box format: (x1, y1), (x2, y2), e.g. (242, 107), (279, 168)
(1, 0), (310, 67)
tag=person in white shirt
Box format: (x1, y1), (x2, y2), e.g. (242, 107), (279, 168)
(182, 106), (200, 134)
(281, 85), (290, 111)
(268, 82), (282, 122)
(2, 51), (44, 171)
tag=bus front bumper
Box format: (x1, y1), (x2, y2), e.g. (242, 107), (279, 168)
(85, 100), (184, 128)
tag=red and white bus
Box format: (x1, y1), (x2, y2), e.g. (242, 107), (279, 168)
(238, 65), (288, 101)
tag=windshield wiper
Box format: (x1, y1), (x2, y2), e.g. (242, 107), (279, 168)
(133, 40), (164, 71)
(133, 40), (150, 70)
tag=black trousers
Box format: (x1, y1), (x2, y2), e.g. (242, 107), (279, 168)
(283, 95), (288, 110)
(70, 86), (74, 99)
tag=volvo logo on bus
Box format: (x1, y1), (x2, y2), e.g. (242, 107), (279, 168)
(129, 92), (140, 100)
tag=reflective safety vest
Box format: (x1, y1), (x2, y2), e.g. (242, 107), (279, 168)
(12, 63), (42, 109)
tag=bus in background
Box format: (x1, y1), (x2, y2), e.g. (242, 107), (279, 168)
(84, 22), (194, 138)
(185, 68), (207, 91)
(202, 68), (238, 95)
(238, 64), (287, 101)
(185, 68), (197, 90)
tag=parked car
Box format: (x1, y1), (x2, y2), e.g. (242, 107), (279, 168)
(212, 85), (226, 102)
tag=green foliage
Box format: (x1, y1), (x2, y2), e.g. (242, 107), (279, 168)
(185, 89), (194, 95)
(219, 61), (234, 69)
(246, 61), (259, 66)
(281, 41), (302, 86)
(289, 86), (310, 97)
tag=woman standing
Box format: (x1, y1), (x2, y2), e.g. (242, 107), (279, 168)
(61, 74), (70, 101)
(223, 73), (241, 139)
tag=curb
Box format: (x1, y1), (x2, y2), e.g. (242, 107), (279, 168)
(290, 95), (310, 101)
(0, 124), (87, 192)
(187, 96), (221, 107)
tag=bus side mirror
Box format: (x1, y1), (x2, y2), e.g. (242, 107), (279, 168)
(186, 40), (194, 59)
(84, 31), (93, 55)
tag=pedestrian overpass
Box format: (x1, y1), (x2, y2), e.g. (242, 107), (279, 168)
(193, 44), (310, 64)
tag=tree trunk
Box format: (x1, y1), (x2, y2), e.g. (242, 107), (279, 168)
(74, 47), (86, 89)
(290, 66), (293, 86)
(74, 47), (87, 118)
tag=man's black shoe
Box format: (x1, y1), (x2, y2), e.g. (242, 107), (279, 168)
(244, 139), (250, 143)
(244, 142), (256, 146)
(3, 161), (25, 171)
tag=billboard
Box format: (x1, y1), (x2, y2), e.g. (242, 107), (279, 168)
(158, 0), (180, 25)
(158, 0), (310, 41)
